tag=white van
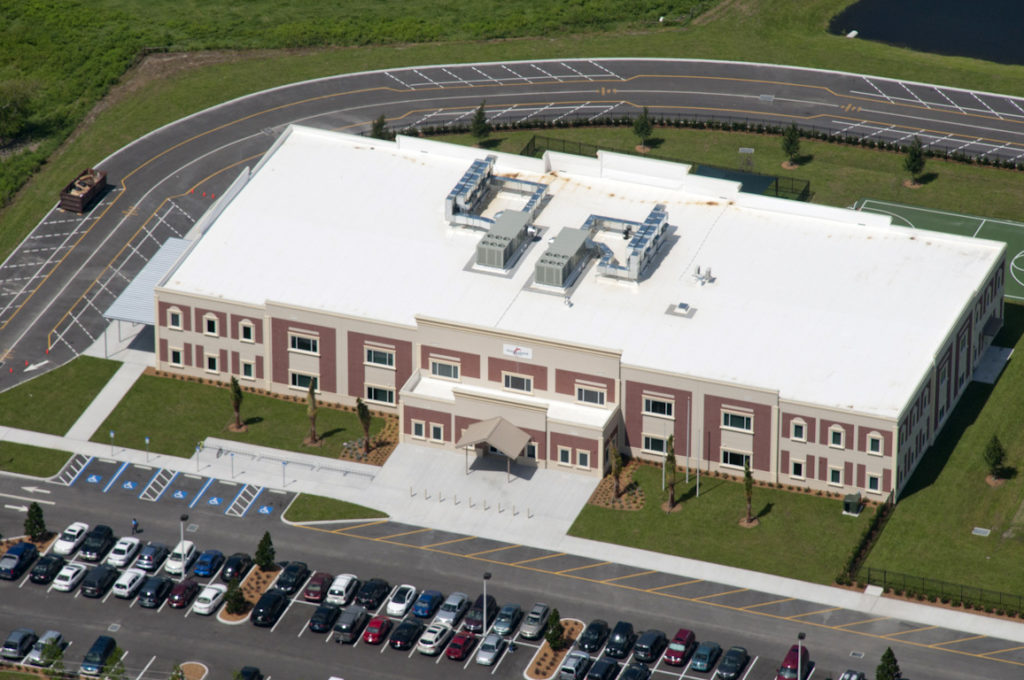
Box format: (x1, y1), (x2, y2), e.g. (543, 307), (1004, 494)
(325, 573), (359, 606)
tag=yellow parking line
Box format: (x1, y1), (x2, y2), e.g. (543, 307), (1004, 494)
(557, 561), (611, 575)
(466, 544), (521, 557)
(332, 519), (389, 534)
(695, 588), (749, 600)
(379, 527), (432, 541)
(835, 616), (889, 628)
(421, 536), (477, 549)
(514, 553), (566, 566)
(790, 606), (842, 619)
(603, 570), (658, 583)
(649, 579), (703, 591)
(983, 645), (1024, 657)
(934, 634), (987, 647)
(887, 625), (938, 637)
(743, 597), (795, 610)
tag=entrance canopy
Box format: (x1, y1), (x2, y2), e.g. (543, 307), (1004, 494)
(455, 417), (531, 460)
(104, 237), (192, 324)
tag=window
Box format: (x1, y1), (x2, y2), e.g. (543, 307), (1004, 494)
(791, 420), (806, 442)
(366, 347), (395, 367)
(829, 426), (845, 449)
(430, 360), (459, 380)
(722, 412), (752, 432)
(643, 397), (673, 417)
(721, 450), (750, 468)
(868, 434), (882, 455)
(503, 372), (532, 393)
(576, 386), (606, 406)
(829, 468), (842, 485)
(290, 334), (319, 355)
(791, 460), (804, 479)
(868, 475), (880, 493)
(204, 315), (218, 337)
(558, 446), (571, 465)
(205, 354), (218, 373)
(430, 424), (444, 442)
(240, 322), (254, 342)
(168, 309), (182, 330)
(365, 385), (395, 404)
(577, 450), (590, 468)
(290, 372), (318, 391)
(525, 442), (537, 459)
(642, 435), (667, 454)
(411, 421), (425, 439)
(169, 349), (183, 367)
(241, 362), (254, 379)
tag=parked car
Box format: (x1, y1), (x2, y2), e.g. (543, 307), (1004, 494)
(386, 583), (418, 616)
(309, 604), (341, 633)
(691, 641), (723, 673)
(192, 584), (228, 616)
(252, 590), (289, 626)
(168, 578), (200, 608)
(80, 635), (117, 676)
(52, 522), (89, 556)
(52, 563), (87, 592)
(105, 537), (141, 568)
(435, 591), (470, 627)
(587, 656), (620, 680)
(362, 615), (392, 645)
(355, 578), (390, 609)
(388, 619), (425, 650)
(412, 589), (443, 618)
(718, 646), (750, 680)
(24, 630), (65, 666)
(164, 540), (197, 576)
(113, 568), (147, 599)
(633, 629), (667, 663)
(221, 552), (253, 583)
(193, 549), (224, 578)
(520, 602), (550, 640)
(416, 622), (453, 655)
(475, 632), (506, 665)
(2, 628), (37, 660)
(81, 565), (119, 598)
(838, 672), (866, 680)
(464, 593), (498, 633)
(445, 629), (476, 661)
(577, 619), (610, 653)
(605, 621), (636, 659)
(493, 603), (523, 636)
(775, 644), (811, 680)
(79, 525), (115, 562)
(0, 542), (38, 579)
(619, 662), (652, 680)
(303, 571), (333, 602)
(29, 554), (65, 585)
(333, 606), (369, 643)
(138, 576), (174, 608)
(136, 542), (170, 572)
(325, 573), (360, 606)
(663, 628), (697, 666)
(238, 668), (263, 680)
(275, 561), (310, 595)
(559, 650), (593, 680)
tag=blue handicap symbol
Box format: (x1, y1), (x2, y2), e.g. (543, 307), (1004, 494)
(86, 474), (102, 484)
(122, 480), (137, 490)
(172, 490), (188, 500)
(207, 497), (222, 506)
(257, 505), (274, 515)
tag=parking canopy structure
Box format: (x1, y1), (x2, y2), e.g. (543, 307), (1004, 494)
(455, 417), (532, 482)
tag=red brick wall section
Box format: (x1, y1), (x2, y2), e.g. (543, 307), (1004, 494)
(549, 432), (599, 468)
(159, 339), (168, 363)
(454, 416), (477, 443)
(844, 461), (854, 486)
(856, 428), (892, 457)
(817, 456), (827, 482)
(487, 357), (548, 391)
(933, 347), (953, 425)
(704, 395), (771, 472)
(404, 405), (453, 440)
(856, 464), (866, 489)
(806, 454), (815, 480)
(781, 413), (817, 444)
(158, 301), (191, 331)
(270, 319), (338, 393)
(230, 314), (263, 343)
(348, 332), (413, 400)
(231, 351), (239, 375)
(524, 427), (546, 461)
(195, 344), (204, 368)
(219, 349), (228, 375)
(883, 469), (892, 493)
(555, 369), (616, 403)
(623, 381), (692, 453)
(255, 356), (264, 380)
(819, 419), (854, 450)
(421, 345), (481, 379)
(780, 450), (789, 476)
(184, 344), (192, 367)
(194, 308), (227, 337)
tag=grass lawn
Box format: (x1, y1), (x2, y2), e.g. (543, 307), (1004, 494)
(0, 443), (71, 477)
(0, 356), (120, 435)
(865, 303), (1024, 595)
(90, 375), (384, 458)
(284, 493), (386, 523)
(570, 464), (869, 585)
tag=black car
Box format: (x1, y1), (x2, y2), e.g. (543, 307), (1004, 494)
(717, 646), (750, 680)
(577, 619), (610, 653)
(275, 561), (310, 595)
(333, 606), (369, 643)
(633, 629), (667, 663)
(620, 662), (652, 680)
(388, 619), (425, 650)
(79, 526), (114, 562)
(604, 621), (636, 659)
(252, 590), (289, 627)
(309, 604), (340, 633)
(238, 668), (263, 680)
(0, 542), (39, 579)
(138, 576), (174, 608)
(463, 593), (498, 633)
(81, 565), (119, 598)
(587, 656), (620, 680)
(221, 553), (253, 583)
(354, 578), (390, 609)
(29, 554), (65, 585)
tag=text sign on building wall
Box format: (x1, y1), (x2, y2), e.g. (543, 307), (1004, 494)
(503, 344), (533, 360)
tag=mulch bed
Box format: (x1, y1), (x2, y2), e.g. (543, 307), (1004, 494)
(0, 534), (56, 554)
(181, 662), (208, 680)
(586, 460), (645, 511)
(525, 619), (584, 680)
(218, 565), (278, 622)
(335, 415), (399, 466)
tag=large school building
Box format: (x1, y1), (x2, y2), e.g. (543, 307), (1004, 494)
(153, 125), (1005, 500)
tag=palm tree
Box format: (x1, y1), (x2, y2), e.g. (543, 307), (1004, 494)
(665, 435), (676, 509)
(306, 382), (318, 444)
(230, 377), (243, 430)
(357, 397), (371, 455)
(744, 458), (754, 524)
(609, 441), (622, 498)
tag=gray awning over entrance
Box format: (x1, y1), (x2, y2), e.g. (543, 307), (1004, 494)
(455, 417), (531, 460)
(104, 237), (192, 324)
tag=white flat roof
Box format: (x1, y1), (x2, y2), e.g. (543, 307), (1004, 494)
(163, 126), (1004, 418)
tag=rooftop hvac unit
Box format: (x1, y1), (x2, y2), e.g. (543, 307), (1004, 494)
(476, 211), (532, 269)
(535, 228), (592, 287)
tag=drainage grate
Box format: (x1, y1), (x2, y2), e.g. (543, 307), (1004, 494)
(108, 623), (121, 633)
(850, 651), (864, 659)
(972, 527), (991, 537)
(186, 523), (199, 533)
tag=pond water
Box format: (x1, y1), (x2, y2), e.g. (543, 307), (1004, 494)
(829, 0), (1024, 66)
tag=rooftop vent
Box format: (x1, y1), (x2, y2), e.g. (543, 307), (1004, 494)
(535, 228), (593, 288)
(444, 157), (548, 230)
(477, 211), (533, 269)
(586, 204), (669, 281)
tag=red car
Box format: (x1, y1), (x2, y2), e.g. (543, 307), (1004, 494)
(663, 628), (696, 666)
(303, 572), (333, 603)
(168, 579), (200, 608)
(362, 615), (392, 645)
(446, 629), (476, 661)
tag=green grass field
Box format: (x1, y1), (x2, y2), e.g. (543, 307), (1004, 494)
(0, 442), (71, 477)
(0, 356), (119, 434)
(284, 493), (386, 523)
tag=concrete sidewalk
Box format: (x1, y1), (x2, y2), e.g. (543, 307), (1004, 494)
(65, 359), (148, 440)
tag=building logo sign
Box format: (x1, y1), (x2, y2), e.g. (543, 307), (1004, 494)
(503, 344), (533, 360)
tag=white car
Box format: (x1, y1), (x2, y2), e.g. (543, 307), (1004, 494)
(24, 630), (64, 666)
(386, 584), (418, 617)
(192, 584), (228, 615)
(105, 537), (141, 568)
(416, 622), (453, 656)
(52, 522), (89, 556)
(51, 563), (86, 592)
(112, 568), (146, 599)
(325, 573), (359, 606)
(164, 540), (197, 576)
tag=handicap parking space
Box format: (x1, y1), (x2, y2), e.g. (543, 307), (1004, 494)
(162, 472), (212, 507)
(109, 463), (161, 498)
(73, 457), (122, 489)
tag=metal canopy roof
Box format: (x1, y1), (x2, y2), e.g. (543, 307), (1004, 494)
(454, 416), (531, 459)
(104, 238), (192, 324)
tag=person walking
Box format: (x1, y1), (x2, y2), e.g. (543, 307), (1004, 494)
(131, 518), (138, 536)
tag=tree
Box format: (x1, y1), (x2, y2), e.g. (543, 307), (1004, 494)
(545, 607), (565, 651)
(665, 435), (677, 509)
(306, 381), (318, 444)
(255, 531), (275, 570)
(0, 80), (33, 145)
(169, 665), (186, 680)
(370, 113), (389, 140)
(782, 123), (801, 163)
(633, 106), (653, 150)
(470, 101), (490, 141)
(42, 635), (65, 679)
(984, 434), (1006, 478)
(230, 376), (244, 430)
(104, 649), (127, 680)
(24, 501), (47, 542)
(876, 646), (902, 680)
(224, 577), (247, 614)
(609, 441), (623, 498)
(743, 458), (754, 524)
(357, 397), (372, 456)
(903, 135), (925, 184)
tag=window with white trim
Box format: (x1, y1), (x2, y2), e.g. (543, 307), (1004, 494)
(868, 434), (883, 455)
(791, 460), (804, 479)
(643, 397), (673, 417)
(829, 426), (845, 449)
(366, 347), (395, 367)
(525, 442), (537, 459)
(240, 321), (254, 343)
(577, 450), (590, 468)
(791, 420), (806, 442)
(289, 333), (319, 355)
(365, 385), (395, 404)
(241, 362), (254, 379)
(168, 309), (182, 330)
(430, 359), (459, 380)
(411, 420), (425, 439)
(169, 349), (183, 367)
(503, 372), (532, 393)
(558, 446), (571, 465)
(204, 314), (219, 337)
(290, 372), (318, 391)
(867, 474), (880, 493)
(829, 468), (842, 486)
(722, 411), (752, 432)
(576, 385), (606, 406)
(205, 354), (219, 373)
(430, 424), (444, 442)
(642, 435), (667, 454)
(721, 450), (750, 469)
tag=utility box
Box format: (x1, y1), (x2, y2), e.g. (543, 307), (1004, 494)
(843, 493), (862, 516)
(59, 168), (108, 213)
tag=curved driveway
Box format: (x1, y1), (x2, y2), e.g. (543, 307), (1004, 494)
(2, 57), (1024, 386)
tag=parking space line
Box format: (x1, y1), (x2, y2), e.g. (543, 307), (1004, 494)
(467, 544), (521, 557)
(240, 487), (264, 517)
(135, 654), (156, 680)
(379, 527), (432, 541)
(886, 625), (938, 637)
(649, 579), (702, 591)
(153, 471), (179, 501)
(790, 606), (842, 619)
(421, 536), (477, 549)
(603, 569), (658, 583)
(742, 597), (794, 609)
(933, 634), (987, 647)
(189, 478), (215, 508)
(695, 587), (748, 600)
(833, 615), (889, 628)
(102, 461), (130, 492)
(513, 552), (566, 566)
(0, 491), (55, 505)
(557, 561), (611, 574)
(982, 644), (1024, 657)
(332, 519), (389, 534)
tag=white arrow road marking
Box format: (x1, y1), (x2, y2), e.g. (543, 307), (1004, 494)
(0, 492), (55, 505)
(4, 504), (29, 512)
(21, 486), (51, 494)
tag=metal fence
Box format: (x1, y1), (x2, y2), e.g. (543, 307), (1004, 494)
(863, 567), (1024, 613)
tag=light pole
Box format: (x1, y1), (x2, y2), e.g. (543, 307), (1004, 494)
(178, 513), (189, 582)
(797, 631), (806, 680)
(109, 430), (115, 458)
(144, 436), (150, 463)
(482, 571), (492, 635)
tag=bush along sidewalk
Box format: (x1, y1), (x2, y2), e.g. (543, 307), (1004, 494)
(836, 492), (895, 586)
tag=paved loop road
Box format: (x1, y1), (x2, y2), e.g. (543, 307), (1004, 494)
(2, 57), (1024, 388)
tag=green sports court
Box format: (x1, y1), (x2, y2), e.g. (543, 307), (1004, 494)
(854, 198), (1024, 301)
